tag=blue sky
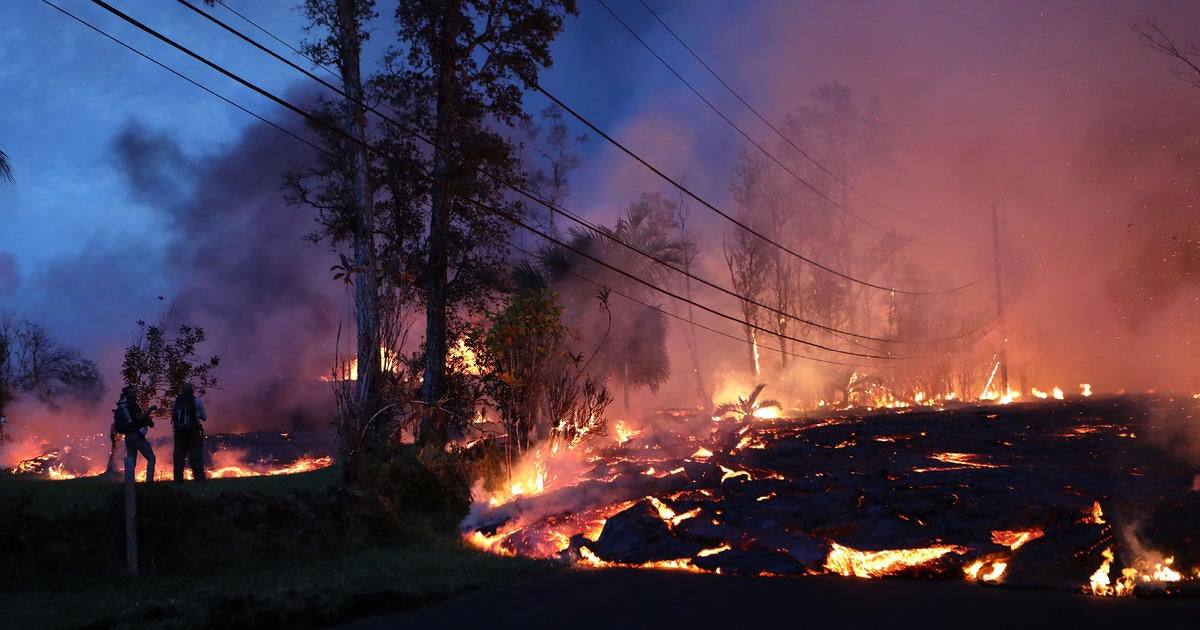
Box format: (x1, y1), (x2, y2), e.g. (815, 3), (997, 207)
(4, 0), (1200, 431)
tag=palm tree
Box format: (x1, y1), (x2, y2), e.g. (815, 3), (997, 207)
(0, 147), (12, 183)
(551, 194), (691, 409)
(714, 383), (782, 420)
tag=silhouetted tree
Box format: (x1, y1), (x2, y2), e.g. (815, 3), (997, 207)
(372, 0), (578, 445)
(0, 146), (12, 183)
(288, 0), (385, 482)
(547, 194), (688, 408)
(0, 313), (103, 419)
(121, 318), (219, 417)
(1135, 19), (1200, 90)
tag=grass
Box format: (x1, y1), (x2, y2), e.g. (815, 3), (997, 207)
(4, 539), (558, 629)
(0, 466), (342, 517)
(0, 465), (562, 629)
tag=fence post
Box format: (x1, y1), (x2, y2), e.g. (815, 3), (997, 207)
(124, 456), (138, 578)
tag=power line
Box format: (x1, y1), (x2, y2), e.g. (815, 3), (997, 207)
(40, 0), (329, 161)
(214, 0), (344, 83)
(522, 77), (991, 297)
(80, 0), (908, 362)
(634, 0), (937, 227)
(173, 0), (994, 348)
(506, 242), (876, 369)
(595, 0), (940, 246)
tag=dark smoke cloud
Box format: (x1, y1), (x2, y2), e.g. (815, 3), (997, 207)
(108, 93), (343, 432)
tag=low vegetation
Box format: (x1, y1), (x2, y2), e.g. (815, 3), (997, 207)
(0, 456), (560, 629)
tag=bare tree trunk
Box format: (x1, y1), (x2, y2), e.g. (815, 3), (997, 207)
(421, 2), (461, 446)
(337, 0), (381, 478)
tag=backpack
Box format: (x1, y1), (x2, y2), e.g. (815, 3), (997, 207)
(113, 400), (135, 434)
(173, 396), (197, 432)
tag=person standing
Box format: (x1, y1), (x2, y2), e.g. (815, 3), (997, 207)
(117, 385), (157, 482)
(171, 382), (207, 482)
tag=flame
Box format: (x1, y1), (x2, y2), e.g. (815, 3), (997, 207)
(690, 447), (713, 459)
(1083, 501), (1105, 525)
(323, 346), (403, 381)
(614, 421), (642, 444)
(752, 406), (781, 419)
(824, 541), (967, 578)
(1090, 548), (1136, 596)
(991, 528), (1044, 550)
(1144, 558), (1183, 583)
(1080, 383), (1093, 397)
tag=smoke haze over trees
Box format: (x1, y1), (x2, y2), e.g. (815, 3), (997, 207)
(3, 0), (1200, 450)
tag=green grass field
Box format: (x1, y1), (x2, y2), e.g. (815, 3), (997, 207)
(0, 467), (560, 629)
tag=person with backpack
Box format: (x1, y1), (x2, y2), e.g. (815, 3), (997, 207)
(115, 385), (157, 482)
(171, 382), (208, 482)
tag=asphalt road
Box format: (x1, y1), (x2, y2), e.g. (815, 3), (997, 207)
(339, 567), (1200, 630)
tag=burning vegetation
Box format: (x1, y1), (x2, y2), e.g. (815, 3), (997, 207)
(464, 392), (1200, 598)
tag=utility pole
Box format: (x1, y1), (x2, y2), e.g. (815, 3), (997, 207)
(992, 204), (1009, 396)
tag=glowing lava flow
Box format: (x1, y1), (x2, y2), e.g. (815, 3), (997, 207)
(824, 542), (967, 578)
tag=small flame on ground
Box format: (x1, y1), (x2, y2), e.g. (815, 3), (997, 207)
(614, 421), (642, 444)
(1083, 501), (1105, 525)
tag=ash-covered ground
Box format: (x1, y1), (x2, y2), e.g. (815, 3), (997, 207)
(468, 395), (1200, 597)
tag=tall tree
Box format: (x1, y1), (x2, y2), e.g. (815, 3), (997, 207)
(729, 82), (892, 384)
(722, 224), (769, 377)
(294, 0), (385, 478)
(521, 104), (586, 235)
(377, 0), (578, 445)
(672, 192), (710, 409)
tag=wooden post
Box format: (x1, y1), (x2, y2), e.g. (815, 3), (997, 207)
(124, 455), (138, 578)
(992, 204), (1009, 396)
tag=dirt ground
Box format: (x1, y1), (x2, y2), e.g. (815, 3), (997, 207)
(340, 567), (1200, 629)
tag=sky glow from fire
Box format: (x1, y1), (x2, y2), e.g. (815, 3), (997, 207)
(2, 0), (1200, 438)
